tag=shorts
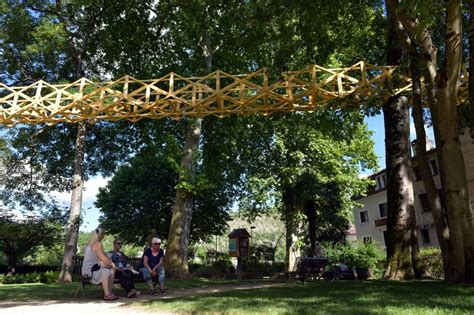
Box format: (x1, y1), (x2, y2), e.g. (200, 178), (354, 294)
(90, 267), (114, 284)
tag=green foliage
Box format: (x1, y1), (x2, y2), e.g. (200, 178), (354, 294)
(2, 271), (59, 284)
(321, 240), (384, 269)
(0, 211), (62, 272)
(194, 265), (221, 279)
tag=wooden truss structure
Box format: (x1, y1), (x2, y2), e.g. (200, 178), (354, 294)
(0, 61), (468, 126)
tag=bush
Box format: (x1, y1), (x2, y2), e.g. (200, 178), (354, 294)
(212, 259), (234, 274)
(195, 266), (221, 279)
(1, 270), (59, 284)
(420, 248), (443, 279)
(321, 241), (384, 270)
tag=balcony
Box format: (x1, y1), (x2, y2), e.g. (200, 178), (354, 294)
(374, 217), (387, 227)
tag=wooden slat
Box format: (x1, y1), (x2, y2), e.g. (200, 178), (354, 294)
(1, 61), (467, 125)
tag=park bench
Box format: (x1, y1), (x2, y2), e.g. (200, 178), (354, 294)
(72, 255), (144, 297)
(287, 257), (329, 284)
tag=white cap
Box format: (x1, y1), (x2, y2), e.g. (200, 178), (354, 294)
(152, 237), (162, 244)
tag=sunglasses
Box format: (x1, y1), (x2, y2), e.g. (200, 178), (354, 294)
(153, 243), (161, 245)
(115, 242), (122, 245)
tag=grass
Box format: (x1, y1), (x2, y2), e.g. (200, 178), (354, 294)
(1, 279), (473, 314)
(140, 280), (474, 314)
(0, 277), (234, 301)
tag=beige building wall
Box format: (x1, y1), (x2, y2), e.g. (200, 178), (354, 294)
(353, 132), (474, 250)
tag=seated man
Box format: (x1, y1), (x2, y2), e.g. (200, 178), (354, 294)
(139, 237), (166, 295)
(108, 238), (140, 298)
(337, 257), (358, 280)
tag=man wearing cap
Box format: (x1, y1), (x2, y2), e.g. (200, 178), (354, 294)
(139, 237), (166, 295)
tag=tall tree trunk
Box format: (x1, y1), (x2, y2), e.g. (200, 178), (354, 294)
(58, 2), (87, 282)
(164, 24), (211, 278)
(6, 245), (17, 274)
(59, 122), (87, 283)
(164, 118), (202, 278)
(468, 0), (474, 140)
(392, 0), (474, 282)
(305, 200), (316, 257)
(435, 0), (474, 282)
(285, 216), (298, 273)
(409, 52), (452, 276)
(383, 1), (422, 280)
(383, 95), (417, 280)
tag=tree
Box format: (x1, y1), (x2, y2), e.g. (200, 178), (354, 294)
(388, 0), (474, 282)
(382, 1), (425, 280)
(0, 210), (61, 274)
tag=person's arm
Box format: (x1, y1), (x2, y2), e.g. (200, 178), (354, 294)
(154, 256), (164, 270)
(153, 250), (164, 270)
(92, 242), (115, 269)
(143, 253), (153, 273)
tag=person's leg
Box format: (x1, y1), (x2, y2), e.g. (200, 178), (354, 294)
(104, 268), (116, 299)
(98, 269), (113, 299)
(157, 266), (165, 293)
(117, 270), (132, 294)
(122, 270), (139, 297)
(139, 267), (156, 294)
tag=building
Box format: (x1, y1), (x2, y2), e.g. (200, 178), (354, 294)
(353, 131), (474, 249)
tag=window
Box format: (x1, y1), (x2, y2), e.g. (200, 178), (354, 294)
(376, 174), (386, 189)
(377, 177), (383, 189)
(413, 167), (422, 181)
(378, 202), (387, 218)
(360, 210), (369, 223)
(363, 236), (372, 244)
(419, 193), (431, 212)
(420, 229), (431, 244)
(430, 160), (439, 176)
(383, 230), (388, 246)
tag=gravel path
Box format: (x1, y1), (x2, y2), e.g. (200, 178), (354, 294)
(0, 282), (287, 315)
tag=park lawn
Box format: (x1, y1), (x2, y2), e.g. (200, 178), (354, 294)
(140, 280), (474, 315)
(0, 277), (234, 301)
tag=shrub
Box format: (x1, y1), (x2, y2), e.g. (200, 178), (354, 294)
(1, 271), (59, 284)
(321, 241), (384, 270)
(212, 259), (234, 274)
(195, 266), (220, 279)
(420, 248), (443, 279)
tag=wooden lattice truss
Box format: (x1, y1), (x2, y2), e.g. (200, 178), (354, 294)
(0, 61), (469, 126)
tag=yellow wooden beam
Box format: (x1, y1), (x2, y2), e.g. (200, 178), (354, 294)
(0, 62), (465, 126)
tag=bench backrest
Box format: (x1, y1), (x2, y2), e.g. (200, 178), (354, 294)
(296, 257), (329, 273)
(72, 256), (143, 275)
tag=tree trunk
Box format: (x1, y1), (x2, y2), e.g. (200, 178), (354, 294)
(164, 118), (202, 278)
(383, 1), (422, 280)
(58, 122), (87, 283)
(383, 95), (417, 280)
(435, 0), (474, 282)
(165, 20), (212, 278)
(285, 218), (298, 273)
(6, 246), (17, 274)
(305, 200), (316, 257)
(468, 0), (474, 140)
(409, 52), (452, 277)
(389, 0), (473, 282)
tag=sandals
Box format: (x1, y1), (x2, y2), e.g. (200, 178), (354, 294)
(149, 289), (157, 296)
(127, 289), (140, 298)
(103, 294), (119, 301)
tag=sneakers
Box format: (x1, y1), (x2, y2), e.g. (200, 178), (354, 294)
(160, 289), (166, 294)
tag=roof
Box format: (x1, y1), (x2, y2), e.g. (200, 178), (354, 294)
(228, 228), (251, 238)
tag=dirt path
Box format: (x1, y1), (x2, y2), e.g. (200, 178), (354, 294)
(0, 282), (287, 315)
